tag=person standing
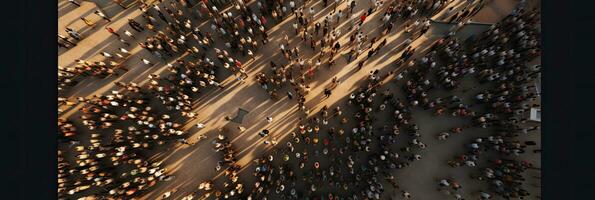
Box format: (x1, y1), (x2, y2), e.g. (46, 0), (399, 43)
(68, 0), (81, 7)
(58, 34), (76, 46)
(237, 126), (246, 132)
(357, 60), (365, 71)
(65, 28), (82, 40)
(113, 0), (127, 9)
(259, 129), (270, 137)
(119, 48), (129, 54)
(360, 13), (367, 25)
(105, 27), (120, 38)
(80, 17), (95, 28)
(247, 50), (255, 60)
(58, 40), (70, 49)
(124, 30), (135, 39)
(141, 58), (152, 65)
(94, 10), (111, 22)
(128, 18), (144, 32)
(324, 88), (332, 98)
(349, 0), (356, 15)
(333, 0), (341, 12)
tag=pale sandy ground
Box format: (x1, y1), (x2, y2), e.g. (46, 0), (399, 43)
(58, 0), (539, 199)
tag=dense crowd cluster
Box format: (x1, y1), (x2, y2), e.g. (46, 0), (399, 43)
(58, 0), (540, 199)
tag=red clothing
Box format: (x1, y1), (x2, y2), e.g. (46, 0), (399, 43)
(200, 4), (209, 14)
(106, 27), (115, 33)
(238, 19), (245, 28)
(360, 13), (367, 23)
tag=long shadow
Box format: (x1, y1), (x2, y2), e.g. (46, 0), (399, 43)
(88, 0), (139, 22)
(61, 0), (435, 199)
(58, 47), (69, 56)
(61, 7), (96, 27)
(58, 0), (80, 19)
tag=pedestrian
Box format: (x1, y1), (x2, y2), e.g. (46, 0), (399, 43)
(124, 30), (135, 39)
(105, 27), (120, 38)
(113, 0), (127, 9)
(324, 88), (332, 98)
(287, 91), (294, 99)
(58, 34), (76, 46)
(141, 58), (152, 65)
(68, 0), (81, 7)
(347, 49), (355, 62)
(259, 129), (270, 137)
(266, 117), (273, 123)
(94, 10), (111, 22)
(80, 17), (95, 28)
(357, 60), (365, 71)
(237, 126), (246, 132)
(119, 48), (129, 54)
(65, 28), (82, 40)
(360, 13), (367, 24)
(128, 18), (144, 32)
(247, 50), (255, 60)
(58, 40), (70, 49)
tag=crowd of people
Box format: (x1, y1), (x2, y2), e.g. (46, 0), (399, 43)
(252, 0), (471, 108)
(58, 0), (540, 199)
(58, 0), (273, 199)
(241, 2), (540, 199)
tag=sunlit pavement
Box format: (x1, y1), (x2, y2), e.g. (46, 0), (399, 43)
(58, 0), (539, 199)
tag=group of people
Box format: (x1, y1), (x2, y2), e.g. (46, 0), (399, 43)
(57, 0), (540, 199)
(240, 1), (540, 200)
(252, 0), (464, 116)
(58, 0), (273, 199)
